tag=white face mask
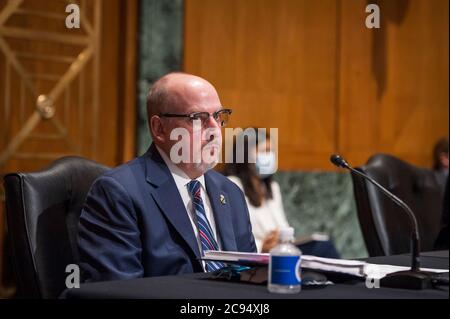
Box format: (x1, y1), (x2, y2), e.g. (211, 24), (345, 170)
(255, 151), (277, 178)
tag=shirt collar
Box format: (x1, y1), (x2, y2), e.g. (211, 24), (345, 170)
(155, 145), (206, 189)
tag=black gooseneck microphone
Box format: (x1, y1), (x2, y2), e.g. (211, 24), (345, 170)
(330, 154), (435, 289)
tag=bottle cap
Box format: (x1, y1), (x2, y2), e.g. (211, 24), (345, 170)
(279, 227), (294, 241)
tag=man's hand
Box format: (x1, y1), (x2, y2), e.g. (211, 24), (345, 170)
(261, 230), (280, 253)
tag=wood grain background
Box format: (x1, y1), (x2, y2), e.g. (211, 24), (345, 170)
(184, 0), (449, 170)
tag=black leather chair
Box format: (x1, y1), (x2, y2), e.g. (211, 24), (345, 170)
(351, 154), (444, 257)
(3, 157), (109, 298)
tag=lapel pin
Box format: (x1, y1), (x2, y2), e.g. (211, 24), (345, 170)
(220, 194), (226, 205)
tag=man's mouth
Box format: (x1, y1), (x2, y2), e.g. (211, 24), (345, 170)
(202, 143), (220, 156)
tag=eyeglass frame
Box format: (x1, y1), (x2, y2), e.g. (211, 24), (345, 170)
(158, 108), (232, 127)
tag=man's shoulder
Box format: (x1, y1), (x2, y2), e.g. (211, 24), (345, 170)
(97, 155), (147, 185)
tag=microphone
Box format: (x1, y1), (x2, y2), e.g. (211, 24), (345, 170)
(330, 154), (435, 289)
(330, 154), (350, 169)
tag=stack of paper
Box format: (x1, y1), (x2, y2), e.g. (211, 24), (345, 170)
(363, 263), (448, 279)
(202, 251), (270, 266)
(301, 255), (366, 277)
(202, 250), (448, 279)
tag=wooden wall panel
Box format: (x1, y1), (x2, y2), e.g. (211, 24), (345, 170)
(0, 0), (137, 172)
(184, 0), (340, 170)
(0, 0), (137, 297)
(184, 0), (449, 170)
(339, 0), (449, 167)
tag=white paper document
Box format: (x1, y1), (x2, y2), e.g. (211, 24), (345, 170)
(202, 250), (449, 279)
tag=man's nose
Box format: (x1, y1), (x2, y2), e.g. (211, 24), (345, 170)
(206, 114), (221, 129)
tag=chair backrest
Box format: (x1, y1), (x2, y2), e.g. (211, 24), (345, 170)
(3, 157), (109, 298)
(351, 154), (444, 257)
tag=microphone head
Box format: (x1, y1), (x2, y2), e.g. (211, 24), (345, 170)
(330, 154), (350, 169)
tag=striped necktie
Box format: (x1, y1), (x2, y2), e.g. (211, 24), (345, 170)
(187, 180), (225, 272)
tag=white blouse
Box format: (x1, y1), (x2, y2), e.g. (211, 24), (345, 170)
(227, 175), (290, 252)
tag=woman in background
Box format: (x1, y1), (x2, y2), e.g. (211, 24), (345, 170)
(222, 129), (340, 258)
(432, 137), (449, 190)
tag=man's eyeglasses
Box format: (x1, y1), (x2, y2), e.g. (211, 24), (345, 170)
(159, 108), (232, 127)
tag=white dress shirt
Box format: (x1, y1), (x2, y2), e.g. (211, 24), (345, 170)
(156, 146), (221, 269)
(227, 175), (290, 252)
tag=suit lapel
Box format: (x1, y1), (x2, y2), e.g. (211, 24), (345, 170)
(144, 144), (201, 259)
(205, 172), (237, 252)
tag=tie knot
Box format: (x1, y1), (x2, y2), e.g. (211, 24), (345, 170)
(187, 180), (201, 195)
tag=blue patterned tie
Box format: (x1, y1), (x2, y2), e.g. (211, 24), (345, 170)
(187, 180), (226, 272)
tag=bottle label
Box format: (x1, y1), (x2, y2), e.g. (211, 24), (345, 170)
(270, 255), (301, 285)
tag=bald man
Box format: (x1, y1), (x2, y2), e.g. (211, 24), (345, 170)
(78, 73), (256, 282)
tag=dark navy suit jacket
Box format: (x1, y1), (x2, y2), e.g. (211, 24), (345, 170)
(78, 144), (256, 281)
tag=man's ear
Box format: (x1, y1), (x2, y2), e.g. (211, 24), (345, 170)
(150, 115), (165, 143)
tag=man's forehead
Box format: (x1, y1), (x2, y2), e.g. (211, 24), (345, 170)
(181, 79), (217, 98)
(170, 100), (222, 114)
(168, 81), (221, 112)
(165, 74), (210, 91)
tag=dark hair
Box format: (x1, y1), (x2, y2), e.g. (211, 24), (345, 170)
(433, 137), (449, 170)
(222, 129), (273, 207)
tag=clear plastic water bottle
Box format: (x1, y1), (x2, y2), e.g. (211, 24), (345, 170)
(268, 227), (302, 293)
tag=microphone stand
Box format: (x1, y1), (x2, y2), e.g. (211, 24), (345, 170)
(331, 155), (436, 289)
